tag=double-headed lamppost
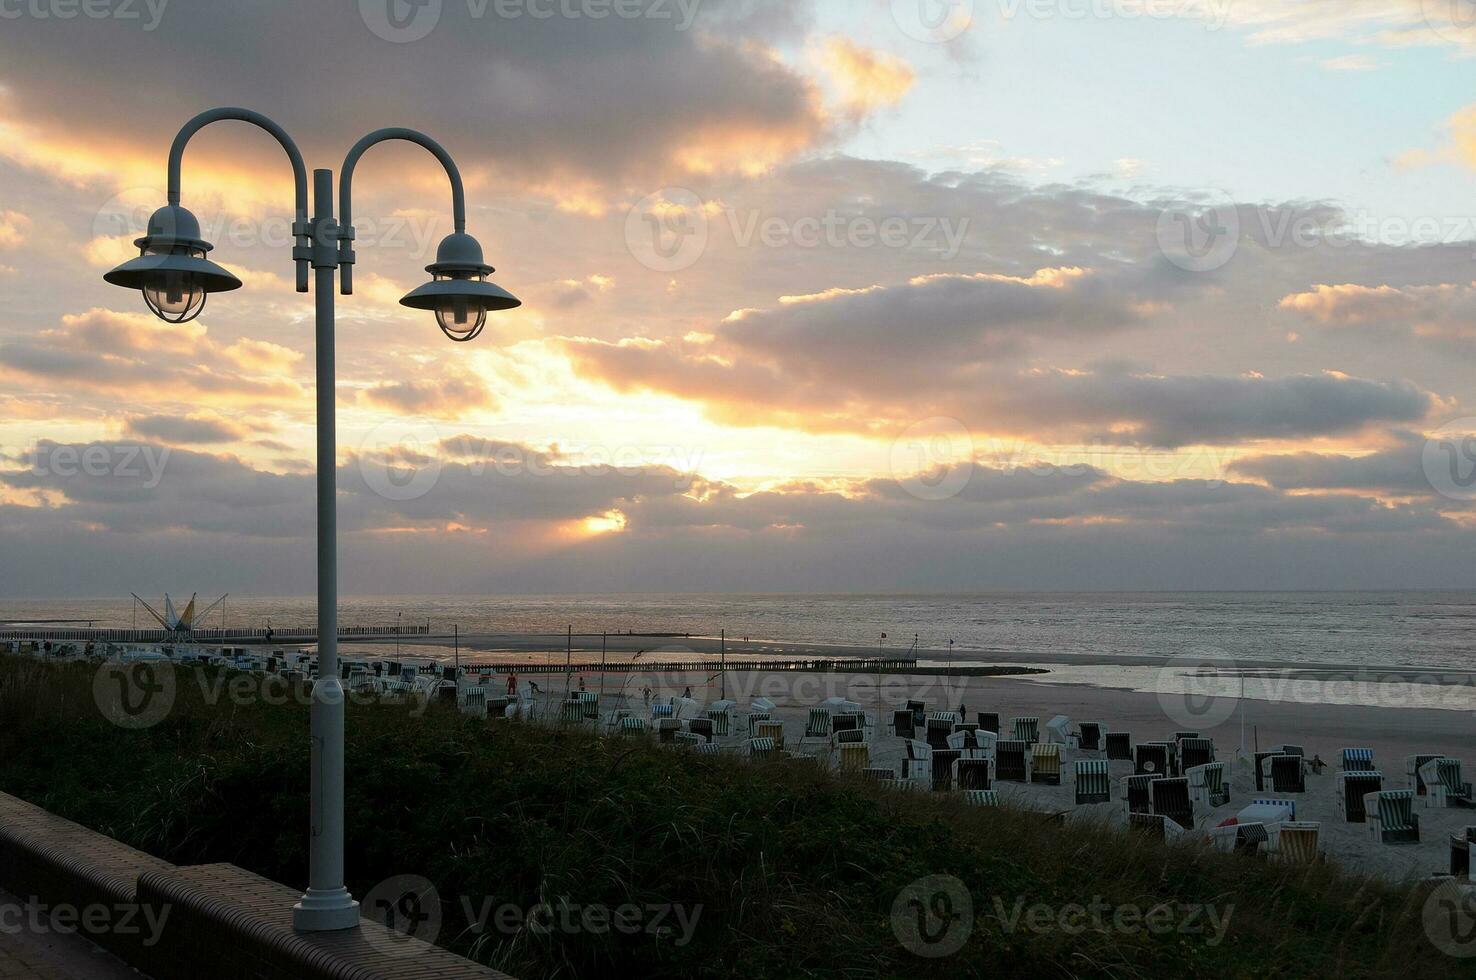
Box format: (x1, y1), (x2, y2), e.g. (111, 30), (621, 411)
(103, 107), (520, 932)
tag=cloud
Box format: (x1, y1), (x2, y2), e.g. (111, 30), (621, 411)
(1319, 53), (1383, 71)
(817, 37), (916, 119)
(122, 414), (254, 445)
(0, 210), (29, 248)
(1279, 281), (1476, 342)
(221, 338), (305, 374)
(360, 373), (498, 418)
(1228, 430), (1437, 495)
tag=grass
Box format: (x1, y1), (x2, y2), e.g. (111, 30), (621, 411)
(0, 653), (1453, 978)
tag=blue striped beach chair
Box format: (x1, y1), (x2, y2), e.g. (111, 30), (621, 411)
(651, 702), (674, 719)
(1337, 770), (1382, 823)
(964, 789), (999, 807)
(747, 736), (778, 761)
(1074, 760), (1111, 805)
(1342, 747), (1374, 771)
(1010, 716), (1040, 744)
(1186, 762), (1229, 807)
(619, 716), (647, 737)
(1366, 790), (1420, 844)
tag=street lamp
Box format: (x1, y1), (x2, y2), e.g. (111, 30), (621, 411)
(103, 107), (520, 932)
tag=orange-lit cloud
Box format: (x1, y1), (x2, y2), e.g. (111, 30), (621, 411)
(817, 38), (915, 119)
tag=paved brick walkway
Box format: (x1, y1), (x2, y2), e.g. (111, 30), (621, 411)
(0, 889), (143, 979)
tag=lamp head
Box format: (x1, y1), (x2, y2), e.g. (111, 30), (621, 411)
(102, 204), (241, 323)
(399, 232), (520, 342)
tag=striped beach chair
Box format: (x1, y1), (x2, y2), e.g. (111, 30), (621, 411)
(706, 707), (731, 738)
(831, 728), (866, 747)
(1277, 821), (1322, 863)
(573, 690), (598, 719)
(657, 719), (683, 743)
(1268, 754), (1305, 793)
(902, 740), (933, 784)
(977, 712), (1000, 735)
(892, 709), (915, 740)
(755, 720), (785, 750)
(1151, 776), (1194, 830)
(1010, 717), (1040, 744)
(1074, 760), (1111, 805)
(1337, 771), (1382, 823)
(559, 699), (585, 724)
(1366, 790), (1420, 844)
(651, 702), (674, 720)
(838, 743), (869, 772)
(862, 767), (896, 781)
(964, 789), (999, 807)
(1178, 737), (1215, 772)
(1128, 812), (1180, 839)
(1421, 758), (1474, 809)
(955, 757), (992, 791)
(1031, 743), (1062, 785)
(805, 707), (831, 740)
(1074, 722), (1102, 752)
(747, 736), (778, 761)
(833, 712), (867, 737)
(619, 716), (647, 737)
(746, 712), (771, 738)
(1186, 762), (1229, 807)
(695, 742), (722, 757)
(1104, 732), (1132, 761)
(1124, 773), (1161, 815)
(925, 712), (958, 750)
(1135, 742), (1171, 777)
(1341, 747), (1374, 771)
(947, 728), (995, 759)
(1407, 753), (1443, 795)
(459, 686), (487, 718)
(687, 718), (713, 743)
(995, 740), (1030, 783)
(1214, 820), (1270, 856)
(673, 731), (704, 748)
(1451, 826), (1476, 877)
(932, 749), (961, 792)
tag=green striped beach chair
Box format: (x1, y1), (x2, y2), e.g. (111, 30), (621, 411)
(955, 757), (992, 791)
(1336, 771), (1382, 823)
(1178, 737), (1215, 772)
(1151, 776), (1194, 830)
(995, 740), (1029, 783)
(619, 716), (647, 737)
(673, 731), (704, 747)
(746, 712), (771, 738)
(805, 707), (831, 740)
(695, 742), (722, 757)
(964, 790), (999, 807)
(1366, 790), (1420, 844)
(1074, 759), (1111, 805)
(1124, 773), (1160, 815)
(1186, 762), (1229, 807)
(1419, 757), (1474, 809)
(1341, 747), (1374, 771)
(1104, 731), (1132, 761)
(558, 699), (585, 724)
(1010, 716), (1040, 744)
(707, 707), (731, 738)
(747, 736), (778, 761)
(925, 712), (958, 749)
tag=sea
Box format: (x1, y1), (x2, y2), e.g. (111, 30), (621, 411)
(1, 591), (1471, 671)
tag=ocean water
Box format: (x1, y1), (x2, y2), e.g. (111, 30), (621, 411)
(1, 592), (1472, 671)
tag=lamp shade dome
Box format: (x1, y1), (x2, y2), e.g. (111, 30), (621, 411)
(399, 232), (520, 341)
(103, 205), (241, 322)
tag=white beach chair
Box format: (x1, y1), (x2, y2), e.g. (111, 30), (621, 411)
(902, 739), (933, 789)
(1044, 715), (1071, 745)
(1419, 757), (1474, 808)
(1186, 762), (1229, 808)
(947, 728), (995, 760)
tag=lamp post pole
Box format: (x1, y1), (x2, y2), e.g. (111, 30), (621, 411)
(103, 107), (520, 934)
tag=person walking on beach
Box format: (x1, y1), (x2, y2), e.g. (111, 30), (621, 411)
(642, 686), (651, 706)
(528, 679), (541, 696)
(683, 686), (692, 699)
(506, 672), (517, 696)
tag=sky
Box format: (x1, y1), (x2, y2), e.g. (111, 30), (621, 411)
(1, 0), (1475, 596)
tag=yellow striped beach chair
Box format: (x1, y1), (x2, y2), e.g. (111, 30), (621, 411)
(1030, 743), (1061, 785)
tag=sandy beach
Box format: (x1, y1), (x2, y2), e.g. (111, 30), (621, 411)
(461, 650), (1476, 884)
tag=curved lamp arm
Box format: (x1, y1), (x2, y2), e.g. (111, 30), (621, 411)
(337, 128), (466, 295)
(167, 107), (312, 292)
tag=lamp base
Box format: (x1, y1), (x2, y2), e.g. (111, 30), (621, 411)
(292, 888), (360, 932)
